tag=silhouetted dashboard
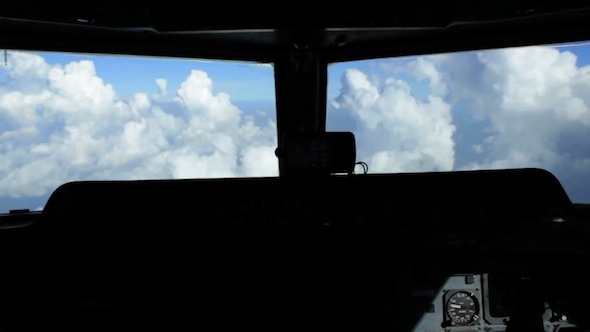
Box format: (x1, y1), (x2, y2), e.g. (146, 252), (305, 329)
(1, 168), (589, 331)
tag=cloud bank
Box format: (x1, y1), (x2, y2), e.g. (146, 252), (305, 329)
(3, 44), (590, 208)
(0, 52), (278, 199)
(329, 45), (590, 201)
(332, 68), (456, 173)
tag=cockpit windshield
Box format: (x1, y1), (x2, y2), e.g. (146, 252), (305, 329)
(4, 41), (590, 213)
(327, 41), (590, 203)
(0, 50), (278, 213)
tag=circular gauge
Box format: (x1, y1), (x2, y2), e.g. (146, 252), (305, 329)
(446, 291), (480, 326)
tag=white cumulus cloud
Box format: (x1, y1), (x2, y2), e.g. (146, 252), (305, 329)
(328, 44), (590, 202)
(442, 46), (590, 173)
(0, 51), (278, 201)
(331, 68), (456, 173)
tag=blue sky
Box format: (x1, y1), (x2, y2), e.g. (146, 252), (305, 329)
(2, 41), (590, 213)
(36, 51), (276, 101)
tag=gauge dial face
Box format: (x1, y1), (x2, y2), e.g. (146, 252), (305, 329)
(446, 291), (480, 326)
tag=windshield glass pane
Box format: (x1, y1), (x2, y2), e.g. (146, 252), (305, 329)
(0, 50), (278, 213)
(327, 41), (590, 204)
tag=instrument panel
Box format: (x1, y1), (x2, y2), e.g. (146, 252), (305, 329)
(412, 274), (580, 332)
(444, 290), (480, 326)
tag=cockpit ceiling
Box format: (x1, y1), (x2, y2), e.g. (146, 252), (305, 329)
(1, 1), (590, 30)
